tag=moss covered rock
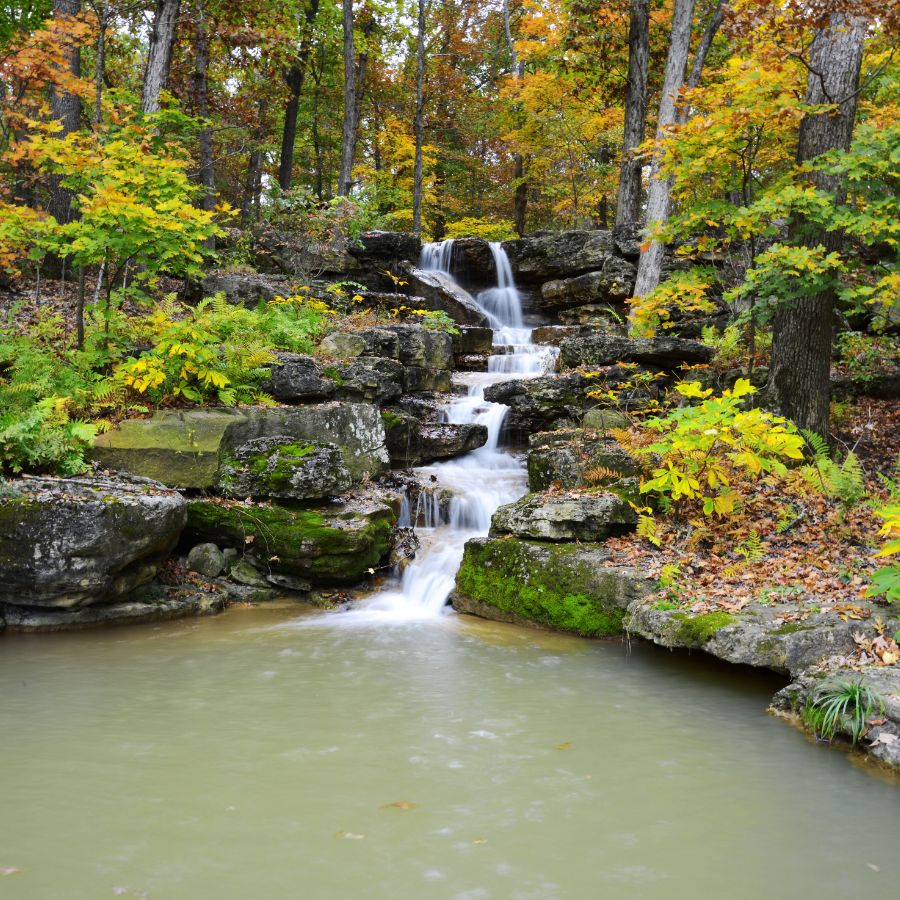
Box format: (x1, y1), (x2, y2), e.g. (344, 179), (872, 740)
(90, 409), (248, 489)
(217, 437), (352, 500)
(0, 476), (186, 608)
(185, 497), (394, 584)
(452, 537), (653, 636)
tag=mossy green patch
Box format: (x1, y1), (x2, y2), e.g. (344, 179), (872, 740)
(671, 611), (736, 645)
(455, 538), (639, 637)
(769, 622), (816, 636)
(186, 499), (393, 584)
(322, 365), (346, 385)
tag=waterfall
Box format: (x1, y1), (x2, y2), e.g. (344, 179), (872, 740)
(322, 240), (557, 623)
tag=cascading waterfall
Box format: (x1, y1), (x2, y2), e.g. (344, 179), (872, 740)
(324, 239), (556, 623)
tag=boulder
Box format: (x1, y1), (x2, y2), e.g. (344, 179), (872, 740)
(491, 491), (637, 542)
(217, 437), (352, 500)
(385, 324), (454, 369)
(582, 407), (631, 431)
(527, 437), (639, 492)
(319, 327), (400, 360)
(252, 224), (361, 276)
(90, 409), (246, 489)
(404, 268), (490, 326)
(187, 543), (226, 578)
(201, 272), (289, 307)
(452, 537), (654, 636)
(502, 230), (616, 283)
(223, 402), (389, 481)
(0, 476), (186, 608)
(266, 353), (337, 403)
(347, 231), (421, 267)
(558, 305), (626, 328)
(185, 496), (395, 584)
(559, 333), (713, 369)
(483, 373), (587, 436)
(441, 237), (497, 288)
(453, 325), (494, 356)
(531, 325), (579, 346)
(611, 223), (642, 259)
(329, 357), (405, 404)
(402, 366), (452, 393)
(229, 558), (269, 588)
(539, 258), (636, 310)
(383, 410), (488, 466)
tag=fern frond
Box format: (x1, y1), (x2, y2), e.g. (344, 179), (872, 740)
(637, 514), (661, 547)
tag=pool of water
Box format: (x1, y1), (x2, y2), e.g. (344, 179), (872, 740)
(1, 603), (897, 899)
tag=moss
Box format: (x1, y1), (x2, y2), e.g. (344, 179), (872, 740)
(455, 538), (628, 637)
(769, 622), (815, 636)
(322, 365), (346, 386)
(186, 499), (393, 583)
(671, 611), (736, 645)
(380, 410), (405, 430)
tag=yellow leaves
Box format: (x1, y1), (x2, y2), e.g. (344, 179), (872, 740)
(675, 381), (713, 400)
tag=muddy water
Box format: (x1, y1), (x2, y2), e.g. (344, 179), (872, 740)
(1, 604), (897, 899)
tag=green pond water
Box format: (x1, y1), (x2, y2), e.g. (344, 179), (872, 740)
(1, 602), (897, 899)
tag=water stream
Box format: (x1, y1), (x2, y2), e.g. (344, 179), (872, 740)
(341, 241), (555, 623)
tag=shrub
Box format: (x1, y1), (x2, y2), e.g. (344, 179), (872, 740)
(803, 679), (882, 745)
(443, 217), (517, 241)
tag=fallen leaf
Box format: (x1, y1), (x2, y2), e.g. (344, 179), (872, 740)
(380, 800), (416, 810)
(472, 838), (488, 845)
(0, 867), (21, 876)
(557, 742), (572, 751)
(335, 831), (365, 840)
(870, 732), (898, 747)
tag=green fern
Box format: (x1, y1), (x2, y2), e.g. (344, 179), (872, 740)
(800, 430), (867, 506)
(737, 529), (764, 563)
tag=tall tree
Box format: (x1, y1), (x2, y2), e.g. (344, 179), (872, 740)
(337, 0), (355, 196)
(615, 0), (649, 227)
(502, 0), (527, 235)
(412, 0), (426, 234)
(767, 12), (867, 437)
(277, 0), (321, 192)
(632, 0), (696, 299)
(192, 0), (215, 216)
(47, 0), (81, 225)
(142, 0), (181, 114)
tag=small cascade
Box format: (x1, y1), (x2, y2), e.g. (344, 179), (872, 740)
(322, 239), (557, 624)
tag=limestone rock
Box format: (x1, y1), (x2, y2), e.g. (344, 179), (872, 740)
(559, 333), (713, 369)
(404, 269), (490, 326)
(187, 543), (226, 578)
(217, 437), (352, 500)
(385, 324), (454, 369)
(582, 407), (631, 431)
(452, 537), (654, 636)
(530, 325), (579, 346)
(266, 353), (337, 403)
(185, 496), (395, 585)
(383, 411), (488, 466)
(539, 258), (636, 310)
(201, 272), (288, 307)
(441, 237), (497, 288)
(0, 476), (186, 608)
(503, 230), (617, 283)
(558, 305), (626, 328)
(223, 402), (388, 481)
(453, 325), (494, 356)
(329, 357), (405, 404)
(491, 491), (637, 542)
(229, 558), (269, 588)
(347, 230), (421, 267)
(90, 409), (247, 489)
(483, 373), (587, 436)
(319, 327), (400, 360)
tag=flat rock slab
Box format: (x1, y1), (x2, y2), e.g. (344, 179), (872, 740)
(502, 230), (617, 283)
(404, 269), (490, 326)
(0, 476), (186, 608)
(90, 409), (247, 489)
(453, 537), (654, 636)
(491, 491), (637, 542)
(559, 333), (713, 369)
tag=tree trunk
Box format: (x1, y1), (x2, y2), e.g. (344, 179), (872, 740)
(631, 0), (696, 300)
(615, 0), (649, 227)
(767, 14), (867, 437)
(47, 0), (82, 226)
(142, 0), (181, 115)
(93, 10), (107, 125)
(241, 99), (267, 228)
(193, 1), (215, 219)
(412, 0), (426, 235)
(502, 0), (527, 235)
(277, 0), (320, 192)
(337, 0), (356, 196)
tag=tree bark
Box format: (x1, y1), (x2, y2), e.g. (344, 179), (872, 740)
(47, 0), (82, 226)
(412, 0), (426, 234)
(631, 0), (696, 300)
(241, 99), (267, 228)
(767, 13), (867, 437)
(142, 0), (181, 115)
(615, 0), (649, 227)
(277, 0), (321, 192)
(502, 0), (527, 236)
(193, 1), (215, 218)
(337, 0), (356, 196)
